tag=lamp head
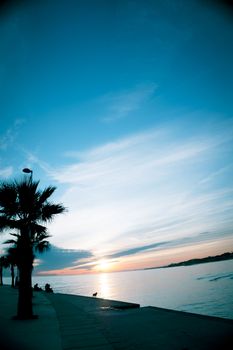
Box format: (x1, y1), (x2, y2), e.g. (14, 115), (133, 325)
(22, 168), (33, 174)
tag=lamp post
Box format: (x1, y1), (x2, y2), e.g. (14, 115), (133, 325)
(22, 168), (33, 182)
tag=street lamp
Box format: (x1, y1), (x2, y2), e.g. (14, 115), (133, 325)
(22, 168), (33, 181)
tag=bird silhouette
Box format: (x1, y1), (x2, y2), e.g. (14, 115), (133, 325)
(93, 292), (97, 297)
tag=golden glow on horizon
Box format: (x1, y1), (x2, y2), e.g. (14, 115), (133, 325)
(96, 259), (111, 272)
(35, 236), (233, 276)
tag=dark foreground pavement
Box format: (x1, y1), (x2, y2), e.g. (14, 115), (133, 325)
(1, 286), (233, 350)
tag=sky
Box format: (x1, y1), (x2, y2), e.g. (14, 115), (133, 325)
(0, 0), (233, 275)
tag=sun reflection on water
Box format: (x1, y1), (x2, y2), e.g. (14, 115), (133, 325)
(98, 273), (111, 299)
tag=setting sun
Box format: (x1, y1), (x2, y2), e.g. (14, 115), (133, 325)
(96, 259), (110, 272)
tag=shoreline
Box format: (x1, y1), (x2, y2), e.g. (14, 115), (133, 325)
(0, 286), (233, 349)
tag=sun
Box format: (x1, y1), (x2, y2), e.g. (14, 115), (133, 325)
(97, 259), (110, 272)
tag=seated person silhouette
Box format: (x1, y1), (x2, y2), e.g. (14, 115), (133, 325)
(33, 283), (42, 291)
(45, 283), (53, 293)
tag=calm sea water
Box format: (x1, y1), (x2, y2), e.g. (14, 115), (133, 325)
(4, 259), (233, 320)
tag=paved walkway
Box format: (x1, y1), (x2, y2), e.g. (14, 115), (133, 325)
(47, 294), (113, 350)
(1, 286), (233, 350)
(0, 286), (62, 350)
(48, 292), (233, 350)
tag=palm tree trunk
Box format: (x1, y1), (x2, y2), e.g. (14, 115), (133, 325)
(17, 262), (34, 319)
(16, 232), (35, 319)
(0, 266), (3, 286)
(11, 264), (15, 288)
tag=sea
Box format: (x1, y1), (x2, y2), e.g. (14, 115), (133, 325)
(4, 259), (233, 320)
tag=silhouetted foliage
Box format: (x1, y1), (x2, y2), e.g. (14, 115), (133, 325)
(164, 252), (233, 268)
(0, 178), (66, 319)
(144, 252), (233, 270)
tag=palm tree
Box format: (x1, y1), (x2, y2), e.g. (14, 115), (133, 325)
(0, 178), (66, 319)
(5, 233), (50, 288)
(0, 255), (9, 286)
(5, 246), (18, 288)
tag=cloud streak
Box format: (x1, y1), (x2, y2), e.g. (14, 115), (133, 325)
(0, 166), (13, 179)
(104, 230), (233, 261)
(0, 119), (25, 150)
(28, 116), (233, 271)
(99, 83), (157, 122)
(0, 119), (25, 179)
(34, 245), (93, 273)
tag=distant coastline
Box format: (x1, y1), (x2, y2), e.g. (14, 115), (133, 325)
(145, 252), (233, 270)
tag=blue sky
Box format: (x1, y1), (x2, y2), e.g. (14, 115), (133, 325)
(1, 0), (233, 274)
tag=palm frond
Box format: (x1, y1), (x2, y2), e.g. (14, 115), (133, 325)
(38, 186), (56, 204)
(33, 231), (51, 244)
(10, 233), (20, 238)
(34, 231), (50, 241)
(34, 240), (50, 253)
(6, 246), (18, 265)
(1, 177), (66, 264)
(0, 182), (18, 216)
(41, 203), (66, 222)
(0, 216), (10, 232)
(16, 179), (40, 216)
(0, 182), (18, 226)
(0, 217), (21, 232)
(4, 239), (17, 245)
(31, 223), (47, 235)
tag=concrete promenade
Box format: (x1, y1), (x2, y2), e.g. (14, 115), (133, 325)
(0, 285), (233, 350)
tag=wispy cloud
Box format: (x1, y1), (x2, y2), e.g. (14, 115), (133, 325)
(104, 230), (233, 261)
(34, 245), (93, 274)
(38, 117), (233, 262)
(0, 119), (25, 150)
(0, 166), (13, 179)
(98, 83), (157, 122)
(199, 164), (233, 185)
(23, 150), (55, 175)
(0, 119), (25, 179)
(106, 241), (169, 259)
